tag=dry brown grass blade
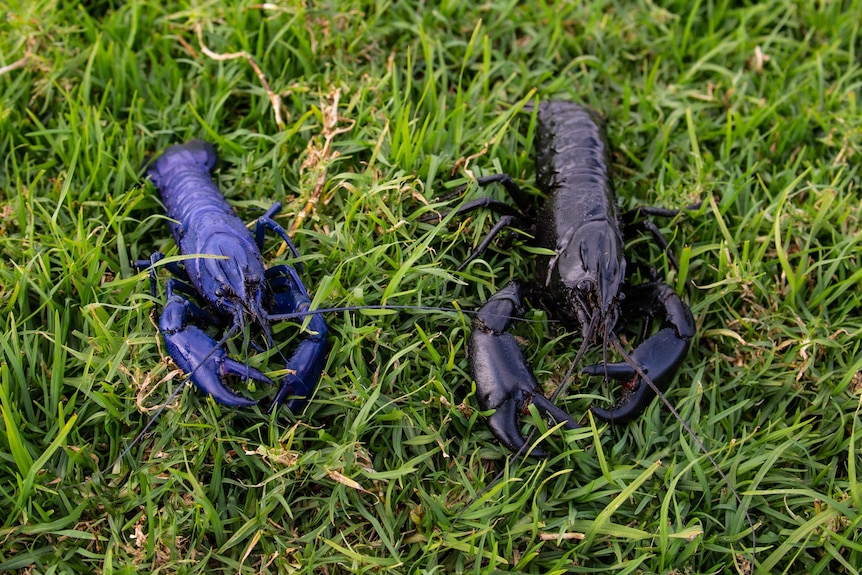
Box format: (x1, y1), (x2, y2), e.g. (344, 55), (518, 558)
(194, 22), (285, 131)
(450, 137), (495, 176)
(327, 469), (370, 494)
(0, 53), (29, 77)
(289, 87), (356, 236)
(1, 36), (38, 79)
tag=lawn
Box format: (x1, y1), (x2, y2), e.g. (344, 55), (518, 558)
(1, 0), (860, 573)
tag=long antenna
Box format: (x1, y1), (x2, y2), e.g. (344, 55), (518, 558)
(267, 304), (557, 324)
(97, 303), (551, 484)
(607, 335), (758, 568)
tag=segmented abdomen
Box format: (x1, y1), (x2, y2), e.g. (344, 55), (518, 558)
(534, 101), (620, 247)
(145, 139), (268, 311)
(146, 140), (249, 245)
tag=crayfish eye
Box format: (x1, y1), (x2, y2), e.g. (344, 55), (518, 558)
(214, 284), (232, 298)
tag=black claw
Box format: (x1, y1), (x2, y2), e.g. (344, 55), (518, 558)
(582, 362), (635, 379)
(586, 326), (690, 423)
(469, 282), (579, 457)
(585, 281), (695, 423)
(485, 396), (546, 457)
(590, 385), (651, 424)
(532, 394), (581, 432)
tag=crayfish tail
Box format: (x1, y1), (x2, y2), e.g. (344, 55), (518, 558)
(182, 139), (218, 171)
(146, 139), (218, 186)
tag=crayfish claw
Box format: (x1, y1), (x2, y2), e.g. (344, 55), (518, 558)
(221, 358), (273, 386)
(586, 326), (690, 424)
(482, 386), (580, 458)
(266, 326), (329, 414)
(531, 394), (581, 432)
(264, 271), (330, 415)
(587, 282), (694, 423)
(160, 298), (265, 408)
(201, 361), (263, 408)
(470, 282), (579, 457)
(582, 361), (636, 379)
(590, 380), (652, 424)
(485, 396), (546, 457)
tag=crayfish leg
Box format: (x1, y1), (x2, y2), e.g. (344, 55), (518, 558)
(133, 251), (190, 297)
(621, 202), (700, 274)
(421, 174), (534, 270)
(255, 202), (302, 270)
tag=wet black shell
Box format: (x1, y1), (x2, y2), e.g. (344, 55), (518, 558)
(534, 102), (619, 233)
(532, 101), (626, 323)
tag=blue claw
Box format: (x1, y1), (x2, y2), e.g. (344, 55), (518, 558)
(143, 140), (330, 416)
(265, 266), (329, 414)
(160, 297), (269, 407)
(267, 309), (329, 413)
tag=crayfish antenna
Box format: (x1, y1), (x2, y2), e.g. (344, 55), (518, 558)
(106, 302), (541, 478)
(547, 315), (599, 406)
(608, 335), (758, 568)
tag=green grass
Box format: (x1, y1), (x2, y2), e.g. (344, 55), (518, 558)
(1, 0), (860, 573)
